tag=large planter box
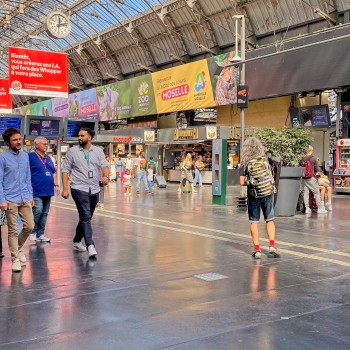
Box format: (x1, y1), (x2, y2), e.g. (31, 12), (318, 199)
(274, 167), (304, 217)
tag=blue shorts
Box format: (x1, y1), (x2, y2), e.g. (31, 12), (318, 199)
(248, 194), (275, 223)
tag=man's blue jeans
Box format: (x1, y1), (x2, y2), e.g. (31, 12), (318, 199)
(136, 172), (150, 193)
(32, 196), (52, 238)
(71, 188), (99, 247)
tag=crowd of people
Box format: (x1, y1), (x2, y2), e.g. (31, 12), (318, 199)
(0, 127), (334, 272)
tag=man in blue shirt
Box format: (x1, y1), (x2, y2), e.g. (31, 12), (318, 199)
(62, 128), (109, 258)
(0, 128), (34, 272)
(29, 136), (60, 243)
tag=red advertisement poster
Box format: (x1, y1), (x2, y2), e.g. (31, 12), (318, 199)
(0, 79), (12, 113)
(8, 47), (68, 98)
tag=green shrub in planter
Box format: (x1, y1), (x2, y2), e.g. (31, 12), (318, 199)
(255, 126), (314, 167)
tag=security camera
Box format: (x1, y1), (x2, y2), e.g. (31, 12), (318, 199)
(230, 55), (243, 68)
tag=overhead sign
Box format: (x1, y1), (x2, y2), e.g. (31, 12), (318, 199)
(205, 126), (217, 139)
(0, 79), (12, 113)
(173, 128), (199, 141)
(112, 136), (143, 143)
(8, 47), (68, 98)
(152, 60), (215, 114)
(68, 89), (99, 119)
(144, 130), (155, 142)
(338, 139), (350, 146)
(237, 85), (249, 108)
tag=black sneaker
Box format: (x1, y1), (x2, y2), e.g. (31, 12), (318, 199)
(252, 251), (262, 259)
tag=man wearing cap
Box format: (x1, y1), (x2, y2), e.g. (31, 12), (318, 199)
(301, 146), (327, 214)
(61, 128), (110, 258)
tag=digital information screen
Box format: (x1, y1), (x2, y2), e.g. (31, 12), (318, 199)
(29, 119), (61, 137)
(300, 106), (330, 127)
(0, 117), (22, 135)
(66, 120), (96, 138)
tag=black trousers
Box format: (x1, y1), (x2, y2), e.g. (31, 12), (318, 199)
(71, 188), (99, 247)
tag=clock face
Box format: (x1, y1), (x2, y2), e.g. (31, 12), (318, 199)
(45, 12), (71, 39)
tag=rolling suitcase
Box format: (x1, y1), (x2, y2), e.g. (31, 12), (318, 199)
(182, 180), (191, 193)
(155, 175), (167, 188)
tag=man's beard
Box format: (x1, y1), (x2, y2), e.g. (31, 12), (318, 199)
(10, 144), (21, 152)
(79, 139), (87, 146)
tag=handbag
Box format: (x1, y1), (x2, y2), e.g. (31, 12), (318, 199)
(0, 210), (7, 226)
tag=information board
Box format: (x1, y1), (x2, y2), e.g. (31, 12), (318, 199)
(66, 120), (97, 139)
(26, 116), (62, 139)
(0, 116), (22, 135)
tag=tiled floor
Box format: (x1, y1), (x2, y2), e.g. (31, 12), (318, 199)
(0, 181), (349, 349)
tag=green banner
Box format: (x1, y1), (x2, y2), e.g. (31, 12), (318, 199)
(130, 74), (157, 117)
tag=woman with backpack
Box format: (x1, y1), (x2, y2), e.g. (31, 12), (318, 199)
(239, 137), (281, 259)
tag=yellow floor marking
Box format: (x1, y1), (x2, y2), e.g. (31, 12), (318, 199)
(52, 204), (350, 268)
(53, 202), (350, 259)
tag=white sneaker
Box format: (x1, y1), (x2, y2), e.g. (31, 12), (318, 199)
(305, 208), (311, 214)
(88, 244), (97, 258)
(37, 235), (51, 242)
(12, 259), (21, 272)
(18, 249), (26, 263)
(317, 208), (327, 214)
(326, 201), (333, 211)
(29, 233), (37, 241)
(73, 241), (87, 252)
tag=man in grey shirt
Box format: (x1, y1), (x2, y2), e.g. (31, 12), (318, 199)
(61, 128), (109, 258)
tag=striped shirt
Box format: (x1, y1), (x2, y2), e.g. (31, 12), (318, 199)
(62, 145), (108, 194)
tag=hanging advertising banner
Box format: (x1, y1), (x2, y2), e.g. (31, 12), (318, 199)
(152, 60), (215, 114)
(130, 75), (157, 117)
(31, 99), (53, 116)
(51, 97), (70, 118)
(0, 79), (12, 113)
(97, 81), (132, 121)
(206, 52), (239, 106)
(8, 47), (68, 98)
(68, 88), (99, 119)
(13, 104), (32, 116)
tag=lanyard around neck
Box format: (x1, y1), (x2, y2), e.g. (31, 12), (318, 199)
(83, 148), (91, 167)
(35, 151), (47, 170)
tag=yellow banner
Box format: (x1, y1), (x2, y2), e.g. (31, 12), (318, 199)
(152, 60), (215, 114)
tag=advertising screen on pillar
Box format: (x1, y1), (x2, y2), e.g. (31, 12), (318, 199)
(0, 79), (12, 113)
(8, 47), (68, 98)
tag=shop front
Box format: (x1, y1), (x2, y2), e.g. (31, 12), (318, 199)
(158, 125), (247, 185)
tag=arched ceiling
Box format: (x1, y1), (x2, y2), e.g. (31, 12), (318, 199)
(0, 0), (348, 106)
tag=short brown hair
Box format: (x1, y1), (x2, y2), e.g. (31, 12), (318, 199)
(2, 128), (21, 143)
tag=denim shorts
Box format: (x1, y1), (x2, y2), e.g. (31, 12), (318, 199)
(248, 194), (275, 223)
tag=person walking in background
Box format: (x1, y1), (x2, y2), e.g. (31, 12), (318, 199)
(123, 168), (132, 196)
(116, 157), (123, 181)
(29, 136), (60, 243)
(177, 153), (197, 193)
(318, 172), (333, 211)
(61, 128), (109, 258)
(239, 137), (280, 259)
(147, 163), (156, 193)
(301, 146), (327, 214)
(193, 155), (205, 189)
(109, 156), (116, 181)
(147, 156), (158, 173)
(134, 151), (151, 195)
(0, 128), (34, 272)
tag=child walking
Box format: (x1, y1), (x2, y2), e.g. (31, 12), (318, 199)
(123, 168), (132, 196)
(147, 163), (155, 193)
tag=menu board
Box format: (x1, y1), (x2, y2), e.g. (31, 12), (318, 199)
(29, 119), (61, 138)
(0, 117), (22, 135)
(66, 120), (96, 138)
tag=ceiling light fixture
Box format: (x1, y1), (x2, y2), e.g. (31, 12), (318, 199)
(136, 63), (154, 72)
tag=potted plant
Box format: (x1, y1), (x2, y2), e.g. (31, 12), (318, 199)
(255, 126), (314, 216)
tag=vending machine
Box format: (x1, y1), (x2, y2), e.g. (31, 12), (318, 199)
(334, 139), (350, 193)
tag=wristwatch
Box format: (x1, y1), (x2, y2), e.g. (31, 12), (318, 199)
(54, 185), (59, 187)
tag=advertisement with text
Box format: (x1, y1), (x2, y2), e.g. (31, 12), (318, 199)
(8, 47), (68, 98)
(152, 60), (215, 114)
(97, 81), (132, 121)
(68, 88), (99, 119)
(0, 79), (12, 113)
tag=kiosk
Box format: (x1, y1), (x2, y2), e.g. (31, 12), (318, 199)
(25, 116), (63, 185)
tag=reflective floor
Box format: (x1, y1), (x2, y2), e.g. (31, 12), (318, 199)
(0, 182), (350, 349)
